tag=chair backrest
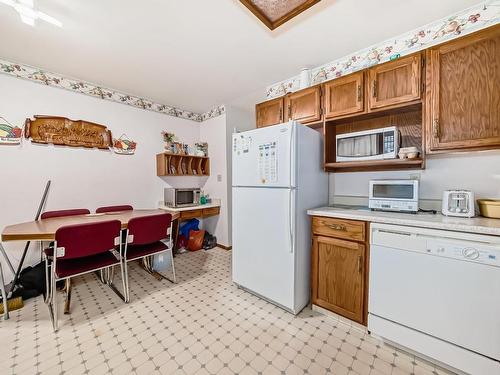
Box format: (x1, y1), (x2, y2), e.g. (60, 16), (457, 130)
(54, 220), (121, 259)
(127, 213), (172, 245)
(41, 208), (90, 219)
(96, 205), (133, 213)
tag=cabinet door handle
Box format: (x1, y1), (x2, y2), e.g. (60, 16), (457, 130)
(358, 256), (363, 273)
(372, 80), (377, 98)
(279, 107), (282, 120)
(327, 223), (347, 231)
(357, 85), (362, 102)
(432, 119), (440, 139)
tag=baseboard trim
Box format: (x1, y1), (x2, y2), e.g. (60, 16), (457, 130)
(217, 244), (232, 250)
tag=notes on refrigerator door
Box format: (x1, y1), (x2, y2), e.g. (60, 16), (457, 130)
(233, 135), (252, 155)
(258, 142), (278, 184)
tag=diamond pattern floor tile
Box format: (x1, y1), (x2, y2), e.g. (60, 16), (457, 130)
(0, 248), (456, 375)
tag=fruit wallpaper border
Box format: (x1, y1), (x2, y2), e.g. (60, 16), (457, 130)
(266, 1), (500, 98)
(0, 59), (225, 123)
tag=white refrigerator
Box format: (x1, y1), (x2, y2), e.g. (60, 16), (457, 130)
(232, 121), (328, 314)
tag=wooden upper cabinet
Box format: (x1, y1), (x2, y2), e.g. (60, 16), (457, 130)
(426, 26), (500, 153)
(324, 72), (365, 119)
(311, 235), (365, 324)
(256, 97), (284, 128)
(284, 86), (322, 124)
(368, 54), (422, 110)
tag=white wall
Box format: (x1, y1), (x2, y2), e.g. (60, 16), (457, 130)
(199, 114), (230, 246)
(198, 106), (254, 247)
(0, 74), (201, 280)
(330, 150), (500, 208)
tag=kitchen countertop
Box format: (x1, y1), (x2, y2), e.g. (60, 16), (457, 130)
(158, 199), (221, 212)
(308, 206), (500, 236)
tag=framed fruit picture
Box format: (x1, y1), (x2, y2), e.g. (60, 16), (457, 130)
(0, 116), (22, 145)
(113, 134), (137, 155)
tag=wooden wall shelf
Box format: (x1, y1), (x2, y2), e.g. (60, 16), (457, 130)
(324, 105), (425, 173)
(156, 154), (210, 176)
(325, 158), (424, 173)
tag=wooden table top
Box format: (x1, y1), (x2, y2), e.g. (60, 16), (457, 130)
(1, 209), (180, 242)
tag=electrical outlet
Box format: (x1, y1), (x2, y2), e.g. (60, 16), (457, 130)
(409, 173), (421, 180)
(217, 174), (222, 182)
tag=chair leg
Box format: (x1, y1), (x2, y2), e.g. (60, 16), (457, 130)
(123, 260), (130, 303)
(145, 251), (176, 284)
(63, 279), (72, 315)
(44, 256), (52, 304)
(107, 265), (128, 303)
(50, 272), (58, 332)
(169, 249), (177, 283)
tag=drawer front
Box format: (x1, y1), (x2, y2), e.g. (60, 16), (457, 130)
(312, 216), (366, 242)
(202, 207), (220, 218)
(180, 209), (203, 220)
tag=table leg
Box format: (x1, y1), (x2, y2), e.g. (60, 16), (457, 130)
(0, 262), (9, 320)
(0, 243), (15, 277)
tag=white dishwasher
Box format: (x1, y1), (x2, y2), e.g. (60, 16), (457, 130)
(369, 223), (500, 375)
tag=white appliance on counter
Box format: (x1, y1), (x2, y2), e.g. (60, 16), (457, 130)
(232, 121), (328, 314)
(442, 190), (475, 218)
(369, 223), (500, 375)
(369, 179), (419, 213)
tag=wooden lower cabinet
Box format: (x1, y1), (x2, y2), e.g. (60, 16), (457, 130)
(311, 217), (368, 325)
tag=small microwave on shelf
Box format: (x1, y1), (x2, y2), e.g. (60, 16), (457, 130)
(164, 188), (201, 208)
(369, 179), (419, 213)
(336, 126), (400, 162)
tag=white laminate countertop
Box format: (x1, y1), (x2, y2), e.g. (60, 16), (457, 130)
(158, 199), (221, 212)
(307, 206), (500, 236)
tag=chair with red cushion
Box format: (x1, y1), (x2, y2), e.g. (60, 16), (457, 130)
(40, 208), (90, 219)
(96, 205), (133, 213)
(40, 208), (91, 304)
(44, 220), (125, 331)
(122, 213), (175, 302)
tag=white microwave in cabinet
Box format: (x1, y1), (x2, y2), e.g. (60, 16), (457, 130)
(336, 126), (400, 162)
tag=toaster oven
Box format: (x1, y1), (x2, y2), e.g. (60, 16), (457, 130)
(164, 188), (201, 208)
(369, 179), (419, 213)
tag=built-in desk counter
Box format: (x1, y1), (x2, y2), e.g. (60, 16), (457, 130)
(159, 200), (220, 219)
(159, 200), (221, 251)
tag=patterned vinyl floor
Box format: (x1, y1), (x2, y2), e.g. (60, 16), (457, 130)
(0, 248), (455, 375)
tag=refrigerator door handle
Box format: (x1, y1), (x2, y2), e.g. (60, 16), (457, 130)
(289, 188), (295, 254)
(289, 121), (296, 188)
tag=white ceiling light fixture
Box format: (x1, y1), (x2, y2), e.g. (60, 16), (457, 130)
(0, 0), (62, 27)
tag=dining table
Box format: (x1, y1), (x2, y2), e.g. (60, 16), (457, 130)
(0, 209), (179, 319)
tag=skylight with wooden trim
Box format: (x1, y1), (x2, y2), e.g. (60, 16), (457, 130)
(240, 0), (321, 30)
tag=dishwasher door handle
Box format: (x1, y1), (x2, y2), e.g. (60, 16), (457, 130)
(376, 229), (414, 237)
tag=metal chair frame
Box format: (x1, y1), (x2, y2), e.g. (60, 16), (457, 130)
(44, 233), (126, 332)
(121, 221), (176, 303)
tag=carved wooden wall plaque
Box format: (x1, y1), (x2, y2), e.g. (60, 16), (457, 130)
(25, 115), (112, 149)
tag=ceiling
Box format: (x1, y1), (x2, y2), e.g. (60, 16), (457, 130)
(0, 0), (480, 114)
